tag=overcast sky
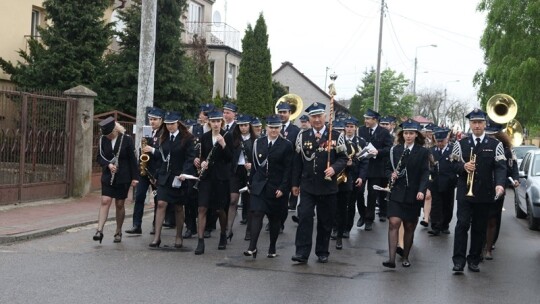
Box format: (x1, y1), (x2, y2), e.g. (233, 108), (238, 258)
(214, 0), (487, 108)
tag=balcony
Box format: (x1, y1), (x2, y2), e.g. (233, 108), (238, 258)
(184, 22), (240, 52)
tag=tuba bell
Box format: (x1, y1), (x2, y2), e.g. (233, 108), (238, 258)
(275, 93), (303, 121)
(486, 93), (523, 146)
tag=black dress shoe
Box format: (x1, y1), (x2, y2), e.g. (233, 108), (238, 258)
(468, 263), (480, 272)
(356, 217), (365, 228)
(382, 261), (396, 268)
(291, 215), (299, 223)
(343, 231), (350, 239)
(203, 230), (211, 238)
(291, 255), (308, 264)
(149, 227), (155, 235)
(420, 220), (428, 227)
(239, 219), (247, 225)
(163, 222), (175, 228)
(379, 217), (387, 222)
(364, 222), (373, 231)
(182, 229), (193, 239)
(330, 229), (337, 240)
(428, 229), (441, 236)
(396, 246), (404, 257)
(125, 226), (142, 234)
(452, 264), (464, 272)
(317, 256), (329, 263)
(441, 229), (451, 234)
(336, 238), (343, 250)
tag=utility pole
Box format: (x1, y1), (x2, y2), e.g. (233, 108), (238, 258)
(373, 0), (385, 112)
(135, 0), (157, 149)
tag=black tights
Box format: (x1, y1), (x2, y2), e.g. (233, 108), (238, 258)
(249, 211), (280, 253)
(386, 217), (418, 263)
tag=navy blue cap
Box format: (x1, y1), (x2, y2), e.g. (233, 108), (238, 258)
(99, 117), (115, 135)
(199, 103), (215, 113)
(380, 115), (396, 124)
(299, 115), (309, 122)
(236, 114), (252, 125)
(334, 120), (345, 130)
(276, 102), (292, 112)
(399, 119), (421, 132)
(223, 102), (238, 112)
(344, 116), (359, 126)
(434, 130), (450, 141)
(208, 110), (223, 120)
(183, 119), (197, 127)
(364, 108), (380, 119)
(164, 111), (181, 124)
(147, 107), (164, 119)
(422, 123), (435, 132)
(266, 114), (282, 127)
(465, 108), (487, 121)
(250, 117), (262, 126)
(485, 117), (503, 134)
(305, 102), (326, 116)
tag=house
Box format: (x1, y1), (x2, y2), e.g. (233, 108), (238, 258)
(0, 0), (241, 100)
(272, 61), (349, 125)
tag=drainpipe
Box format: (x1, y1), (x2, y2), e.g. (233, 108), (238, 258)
(223, 48), (231, 98)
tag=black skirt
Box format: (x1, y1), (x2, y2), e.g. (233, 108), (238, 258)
(250, 192), (287, 215)
(156, 185), (186, 205)
(102, 183), (131, 200)
(197, 178), (230, 210)
(230, 165), (248, 193)
(488, 196), (504, 218)
(387, 200), (422, 222)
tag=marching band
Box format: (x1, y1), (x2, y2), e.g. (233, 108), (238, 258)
(92, 96), (520, 272)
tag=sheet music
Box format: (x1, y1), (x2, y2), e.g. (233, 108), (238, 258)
(172, 178), (182, 188)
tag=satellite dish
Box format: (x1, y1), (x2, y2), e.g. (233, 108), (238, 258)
(213, 11), (222, 25)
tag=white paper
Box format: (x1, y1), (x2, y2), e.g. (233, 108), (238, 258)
(180, 174), (199, 180)
(372, 185), (390, 192)
(142, 125), (153, 137)
(172, 178), (182, 188)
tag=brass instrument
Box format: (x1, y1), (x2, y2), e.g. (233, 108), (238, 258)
(466, 149), (476, 197)
(140, 138), (150, 176)
(275, 93), (304, 121)
(337, 144), (356, 184)
(486, 93), (523, 146)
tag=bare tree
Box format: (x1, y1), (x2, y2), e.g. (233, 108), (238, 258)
(414, 89), (445, 125)
(446, 100), (469, 131)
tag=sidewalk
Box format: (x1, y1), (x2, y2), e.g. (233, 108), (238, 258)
(0, 191), (150, 245)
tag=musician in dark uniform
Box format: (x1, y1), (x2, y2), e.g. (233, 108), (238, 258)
(420, 123), (436, 228)
(148, 112), (196, 248)
(243, 114), (294, 258)
(291, 102), (348, 264)
(223, 101), (237, 132)
(379, 115), (397, 141)
(94, 117), (138, 244)
(484, 118), (519, 260)
(357, 109), (393, 230)
(450, 109), (506, 273)
(241, 117), (263, 228)
(427, 129), (457, 236)
(125, 107), (163, 235)
(299, 114), (311, 131)
(183, 103), (214, 239)
(193, 110), (233, 254)
(382, 119), (430, 268)
(339, 117), (369, 247)
(250, 117), (263, 138)
(226, 114), (255, 241)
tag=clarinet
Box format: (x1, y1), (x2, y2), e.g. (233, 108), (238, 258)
(109, 134), (125, 186)
(193, 130), (229, 190)
(240, 139), (251, 177)
(388, 146), (408, 191)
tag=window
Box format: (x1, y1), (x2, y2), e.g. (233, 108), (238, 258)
(226, 63), (236, 98)
(31, 9), (41, 38)
(187, 2), (204, 35)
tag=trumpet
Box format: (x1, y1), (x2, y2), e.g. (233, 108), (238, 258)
(466, 149), (476, 197)
(140, 138), (150, 176)
(337, 144), (356, 184)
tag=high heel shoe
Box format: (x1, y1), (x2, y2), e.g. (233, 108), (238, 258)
(218, 233), (227, 250)
(194, 238), (205, 255)
(113, 232), (122, 243)
(227, 232), (234, 242)
(93, 230), (103, 244)
(243, 248), (257, 259)
(382, 261), (396, 268)
(149, 239), (161, 248)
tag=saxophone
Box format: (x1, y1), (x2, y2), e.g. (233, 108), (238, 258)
(139, 138), (150, 176)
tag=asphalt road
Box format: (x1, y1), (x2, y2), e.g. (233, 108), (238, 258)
(1, 190), (539, 304)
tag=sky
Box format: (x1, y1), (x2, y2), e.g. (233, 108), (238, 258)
(213, 0), (487, 108)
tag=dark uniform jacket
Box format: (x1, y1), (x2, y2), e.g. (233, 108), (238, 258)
(282, 123), (300, 145)
(97, 133), (138, 185)
(231, 136), (255, 174)
(430, 144), (458, 192)
(141, 128), (163, 178)
(292, 128), (348, 195)
(385, 144), (430, 204)
(157, 132), (196, 187)
(249, 136), (294, 198)
(451, 135), (506, 203)
(199, 130), (233, 181)
(358, 125), (393, 178)
(505, 147), (519, 187)
(338, 135), (369, 192)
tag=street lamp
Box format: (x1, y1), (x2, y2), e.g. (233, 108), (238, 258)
(413, 44), (437, 96)
(443, 80), (460, 126)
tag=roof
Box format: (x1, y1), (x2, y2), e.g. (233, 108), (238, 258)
(412, 115), (433, 124)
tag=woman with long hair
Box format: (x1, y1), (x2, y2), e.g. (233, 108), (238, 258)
(484, 120), (519, 259)
(226, 114), (256, 241)
(94, 117), (138, 244)
(383, 120), (430, 268)
(149, 112), (195, 248)
(193, 110), (233, 254)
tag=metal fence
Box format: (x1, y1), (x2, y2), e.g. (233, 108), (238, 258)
(0, 89), (76, 204)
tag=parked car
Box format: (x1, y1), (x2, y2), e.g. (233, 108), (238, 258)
(515, 149), (540, 230)
(513, 145), (539, 168)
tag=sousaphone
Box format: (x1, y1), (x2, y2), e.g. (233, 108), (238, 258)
(275, 93), (303, 121)
(486, 93), (523, 146)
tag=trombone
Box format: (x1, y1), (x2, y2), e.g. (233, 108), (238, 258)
(466, 149), (476, 197)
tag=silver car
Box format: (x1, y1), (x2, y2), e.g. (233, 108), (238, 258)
(513, 145), (539, 168)
(515, 149), (540, 230)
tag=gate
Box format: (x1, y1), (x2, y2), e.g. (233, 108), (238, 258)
(0, 89), (76, 205)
